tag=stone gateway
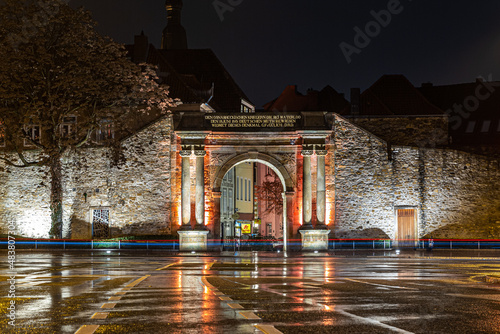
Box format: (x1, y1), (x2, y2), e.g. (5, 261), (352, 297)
(1, 110), (499, 249)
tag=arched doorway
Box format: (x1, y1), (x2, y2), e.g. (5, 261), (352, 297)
(212, 153), (294, 251)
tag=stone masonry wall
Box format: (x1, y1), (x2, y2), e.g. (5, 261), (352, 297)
(0, 116), (174, 239)
(0, 151), (51, 237)
(333, 115), (395, 238)
(350, 116), (448, 148)
(333, 114), (500, 239)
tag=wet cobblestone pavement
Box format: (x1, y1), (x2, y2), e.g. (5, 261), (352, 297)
(1, 250), (500, 333)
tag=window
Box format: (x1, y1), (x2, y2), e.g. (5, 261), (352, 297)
(0, 124), (5, 147)
(465, 121), (476, 133)
(228, 189), (233, 212)
(240, 178), (243, 200)
(92, 208), (110, 238)
(94, 119), (114, 143)
(236, 177), (239, 200)
(245, 179), (248, 201)
(481, 120), (491, 133)
(223, 191), (227, 213)
(24, 124), (41, 147)
(61, 116), (77, 138)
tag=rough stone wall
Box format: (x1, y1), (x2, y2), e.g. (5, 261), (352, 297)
(333, 116), (394, 238)
(334, 114), (500, 239)
(0, 116), (174, 239)
(0, 152), (51, 237)
(350, 116), (448, 148)
(419, 149), (500, 238)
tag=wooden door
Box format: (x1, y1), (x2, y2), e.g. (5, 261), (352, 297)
(397, 209), (415, 247)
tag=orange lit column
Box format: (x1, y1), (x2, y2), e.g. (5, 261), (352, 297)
(194, 150), (207, 229)
(180, 149), (192, 230)
(316, 149), (327, 227)
(301, 149), (314, 228)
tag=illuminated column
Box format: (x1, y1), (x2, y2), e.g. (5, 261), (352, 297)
(302, 149), (313, 227)
(316, 150), (327, 226)
(180, 149), (192, 228)
(194, 150), (206, 227)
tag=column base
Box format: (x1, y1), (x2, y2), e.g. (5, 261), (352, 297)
(178, 230), (210, 251)
(299, 229), (330, 251)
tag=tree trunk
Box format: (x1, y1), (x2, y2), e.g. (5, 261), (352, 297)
(49, 154), (63, 238)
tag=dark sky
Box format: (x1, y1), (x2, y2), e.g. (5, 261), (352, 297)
(69, 0), (500, 108)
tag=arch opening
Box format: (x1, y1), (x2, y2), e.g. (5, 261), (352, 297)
(214, 154), (292, 252)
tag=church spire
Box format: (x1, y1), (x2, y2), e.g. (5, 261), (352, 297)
(161, 0), (188, 50)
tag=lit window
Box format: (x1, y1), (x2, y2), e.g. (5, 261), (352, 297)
(465, 121), (476, 133)
(61, 116), (77, 138)
(94, 119), (114, 143)
(481, 120), (491, 133)
(24, 124), (41, 147)
(0, 124), (5, 147)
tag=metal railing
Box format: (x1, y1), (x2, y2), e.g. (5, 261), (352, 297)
(1, 238), (500, 251)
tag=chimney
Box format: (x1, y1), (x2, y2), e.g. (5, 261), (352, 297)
(133, 31), (149, 63)
(350, 88), (360, 116)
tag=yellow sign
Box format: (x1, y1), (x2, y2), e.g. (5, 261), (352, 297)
(241, 223), (251, 234)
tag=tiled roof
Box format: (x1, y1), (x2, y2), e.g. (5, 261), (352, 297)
(419, 80), (500, 148)
(157, 48), (251, 112)
(263, 85), (348, 112)
(127, 41), (251, 113)
(341, 75), (444, 116)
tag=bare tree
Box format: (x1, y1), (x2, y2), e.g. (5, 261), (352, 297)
(255, 169), (283, 216)
(0, 0), (174, 237)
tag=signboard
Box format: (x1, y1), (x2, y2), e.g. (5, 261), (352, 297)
(234, 221), (241, 237)
(205, 114), (301, 129)
(241, 223), (252, 234)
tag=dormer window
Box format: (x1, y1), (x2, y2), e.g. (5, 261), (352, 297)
(240, 99), (255, 113)
(481, 120), (491, 133)
(465, 121), (476, 133)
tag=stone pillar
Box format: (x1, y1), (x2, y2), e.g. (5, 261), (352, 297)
(301, 150), (313, 227)
(194, 150), (206, 228)
(316, 150), (327, 227)
(180, 150), (192, 229)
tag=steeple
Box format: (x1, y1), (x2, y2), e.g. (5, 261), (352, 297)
(161, 0), (188, 50)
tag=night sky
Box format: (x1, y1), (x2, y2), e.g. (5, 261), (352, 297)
(69, 0), (500, 108)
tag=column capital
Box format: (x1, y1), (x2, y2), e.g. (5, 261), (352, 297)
(315, 150), (328, 156)
(179, 150), (191, 157)
(193, 150), (206, 157)
(301, 150), (314, 157)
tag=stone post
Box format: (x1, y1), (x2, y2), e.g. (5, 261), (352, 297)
(316, 150), (327, 228)
(180, 149), (192, 230)
(194, 150), (206, 228)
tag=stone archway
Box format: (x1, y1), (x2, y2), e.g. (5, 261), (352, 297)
(212, 152), (295, 252)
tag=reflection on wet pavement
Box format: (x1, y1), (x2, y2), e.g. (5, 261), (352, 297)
(0, 251), (499, 333)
